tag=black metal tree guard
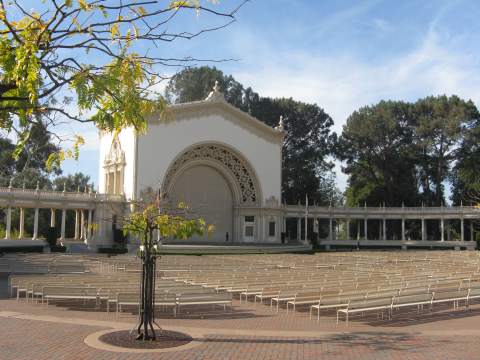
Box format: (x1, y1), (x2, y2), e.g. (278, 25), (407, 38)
(136, 242), (159, 340)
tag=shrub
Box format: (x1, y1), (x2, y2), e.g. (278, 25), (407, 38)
(44, 227), (58, 247)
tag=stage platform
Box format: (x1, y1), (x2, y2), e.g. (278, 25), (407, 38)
(0, 239), (46, 252)
(131, 242), (313, 255)
(0, 240), (92, 254)
(319, 239), (476, 251)
(0, 239), (312, 255)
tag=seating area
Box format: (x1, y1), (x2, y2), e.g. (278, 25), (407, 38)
(2, 251), (480, 325)
(4, 253), (232, 317)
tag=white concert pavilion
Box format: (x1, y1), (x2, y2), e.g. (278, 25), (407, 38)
(0, 84), (479, 251)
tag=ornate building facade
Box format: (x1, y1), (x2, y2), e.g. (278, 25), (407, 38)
(98, 82), (285, 245)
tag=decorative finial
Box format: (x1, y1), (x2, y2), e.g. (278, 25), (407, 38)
(36, 181), (40, 190)
(205, 80), (225, 102)
(22, 181), (25, 190)
(63, 182), (66, 192)
(77, 186), (80, 193)
(8, 178), (13, 188)
(275, 115), (284, 132)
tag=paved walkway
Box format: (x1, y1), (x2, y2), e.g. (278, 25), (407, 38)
(2, 298), (480, 359)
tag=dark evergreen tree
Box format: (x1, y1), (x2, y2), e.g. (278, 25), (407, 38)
(336, 101), (419, 206)
(413, 95), (480, 205)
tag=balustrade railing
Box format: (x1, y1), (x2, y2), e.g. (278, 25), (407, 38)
(285, 204), (479, 214)
(0, 186), (124, 203)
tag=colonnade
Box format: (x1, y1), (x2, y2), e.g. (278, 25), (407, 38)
(2, 206), (94, 242)
(322, 217), (474, 242)
(284, 205), (479, 248)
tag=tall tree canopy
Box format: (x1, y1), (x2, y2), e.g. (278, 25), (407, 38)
(0, 0), (245, 168)
(338, 96), (480, 207)
(336, 101), (418, 207)
(165, 66), (338, 205)
(450, 108), (480, 205)
(0, 123), (60, 187)
(413, 95), (480, 205)
(165, 66), (259, 112)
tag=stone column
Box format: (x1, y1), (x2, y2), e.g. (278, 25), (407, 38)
(421, 218), (425, 241)
(346, 219), (350, 241)
(80, 210), (85, 241)
(364, 218), (368, 240)
(74, 210), (80, 240)
(19, 208), (25, 238)
(33, 208), (39, 240)
(401, 218), (405, 240)
(105, 173), (110, 193)
(50, 209), (56, 228)
(60, 209), (66, 241)
(334, 219), (338, 240)
(5, 207), (12, 240)
(87, 209), (92, 243)
(461, 218), (465, 241)
(441, 218), (444, 241)
(119, 168), (124, 195)
(113, 170), (117, 195)
(383, 218), (387, 241)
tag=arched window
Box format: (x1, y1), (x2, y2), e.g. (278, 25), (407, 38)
(104, 138), (125, 195)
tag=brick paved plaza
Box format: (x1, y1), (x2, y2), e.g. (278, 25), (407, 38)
(2, 252), (480, 359)
(2, 296), (480, 360)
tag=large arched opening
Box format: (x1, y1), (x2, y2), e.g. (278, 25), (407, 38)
(162, 142), (262, 242)
(170, 165), (233, 242)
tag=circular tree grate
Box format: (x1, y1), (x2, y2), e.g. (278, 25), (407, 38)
(99, 330), (193, 349)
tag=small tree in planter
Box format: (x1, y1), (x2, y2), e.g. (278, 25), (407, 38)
(122, 196), (210, 341)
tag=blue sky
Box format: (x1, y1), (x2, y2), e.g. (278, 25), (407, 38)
(59, 0), (480, 191)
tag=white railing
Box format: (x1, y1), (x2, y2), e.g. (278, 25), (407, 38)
(0, 186), (124, 203)
(285, 205), (480, 216)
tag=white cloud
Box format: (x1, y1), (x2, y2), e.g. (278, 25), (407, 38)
(371, 18), (393, 33)
(232, 27), (480, 135)
(227, 22), (480, 191)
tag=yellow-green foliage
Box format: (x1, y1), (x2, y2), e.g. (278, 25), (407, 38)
(123, 203), (213, 246)
(0, 0), (223, 169)
(0, 225), (32, 239)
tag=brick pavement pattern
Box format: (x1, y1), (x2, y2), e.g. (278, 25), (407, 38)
(1, 316), (480, 360)
(2, 299), (480, 360)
